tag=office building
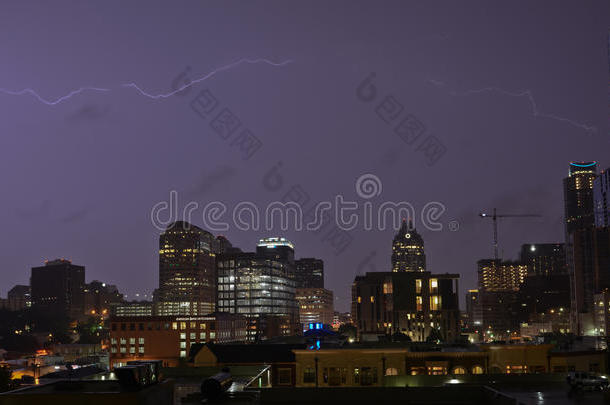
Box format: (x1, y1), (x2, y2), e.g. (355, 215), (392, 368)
(391, 220), (426, 272)
(156, 221), (217, 316)
(465, 289), (482, 328)
(519, 243), (566, 276)
(31, 259), (85, 320)
(351, 271), (460, 342)
(217, 240), (299, 340)
(296, 287), (334, 327)
(0, 285), (30, 311)
(294, 258), (324, 288)
(594, 168), (610, 227)
(108, 313), (247, 368)
(111, 301), (154, 317)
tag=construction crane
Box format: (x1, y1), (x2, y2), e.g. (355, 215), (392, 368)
(479, 208), (542, 260)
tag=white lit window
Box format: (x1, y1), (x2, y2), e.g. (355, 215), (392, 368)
(111, 338), (117, 344)
(200, 332), (206, 340)
(190, 333), (196, 340)
(138, 347), (144, 354)
(180, 341), (186, 349)
(129, 347), (135, 354)
(210, 332), (216, 339)
(180, 350), (186, 358)
(180, 333), (186, 340)
(120, 347), (126, 353)
(129, 338), (135, 344)
(139, 337), (145, 344)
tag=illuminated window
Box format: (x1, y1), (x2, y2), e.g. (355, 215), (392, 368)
(190, 333), (196, 340)
(129, 338), (135, 344)
(370, 296), (375, 303)
(415, 279), (422, 294)
(472, 366), (484, 374)
(385, 368), (398, 376)
(180, 350), (186, 358)
(200, 332), (206, 340)
(180, 333), (186, 340)
(180, 342), (186, 349)
(180, 322), (187, 330)
(190, 322), (197, 329)
(430, 279), (438, 293)
(172, 322), (178, 330)
(357, 296), (362, 304)
(383, 282), (393, 294)
(452, 367), (466, 375)
(138, 347), (144, 354)
(416, 296), (423, 311)
(430, 295), (441, 311)
(303, 368), (316, 383)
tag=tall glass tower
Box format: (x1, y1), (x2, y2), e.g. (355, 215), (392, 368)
(156, 221), (217, 316)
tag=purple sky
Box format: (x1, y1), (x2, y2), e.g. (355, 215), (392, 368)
(1, 1), (609, 311)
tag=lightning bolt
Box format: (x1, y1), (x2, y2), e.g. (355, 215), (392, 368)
(123, 58), (293, 99)
(428, 79), (597, 134)
(0, 58), (293, 106)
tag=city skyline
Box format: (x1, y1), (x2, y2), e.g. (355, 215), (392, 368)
(1, 2), (610, 313)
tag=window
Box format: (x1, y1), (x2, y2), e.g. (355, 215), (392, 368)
(200, 332), (206, 340)
(385, 368), (398, 376)
(416, 296), (423, 311)
(119, 338), (126, 344)
(430, 295), (441, 311)
(190, 333), (196, 340)
(172, 322), (178, 330)
(210, 332), (216, 339)
(111, 347), (117, 353)
(129, 347), (135, 354)
(452, 367), (466, 375)
(111, 338), (117, 344)
(190, 322), (197, 329)
(430, 278), (438, 293)
(180, 342), (186, 349)
(415, 279), (422, 294)
(138, 347), (144, 354)
(120, 347), (126, 353)
(200, 323), (206, 330)
(278, 368), (291, 385)
(180, 350), (186, 358)
(129, 338), (135, 344)
(180, 333), (186, 340)
(303, 368), (316, 383)
(139, 337), (145, 344)
(472, 365), (484, 374)
(180, 322), (187, 330)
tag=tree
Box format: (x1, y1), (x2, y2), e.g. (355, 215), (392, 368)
(338, 324), (357, 340)
(0, 366), (16, 393)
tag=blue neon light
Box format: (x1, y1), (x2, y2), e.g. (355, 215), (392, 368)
(570, 162), (596, 167)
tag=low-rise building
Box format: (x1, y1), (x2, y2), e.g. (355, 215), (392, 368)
(296, 288), (334, 328)
(108, 313), (247, 368)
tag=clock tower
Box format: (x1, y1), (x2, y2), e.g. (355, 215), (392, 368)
(391, 219), (426, 272)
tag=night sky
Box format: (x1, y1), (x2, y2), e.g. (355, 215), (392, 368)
(1, 1), (609, 311)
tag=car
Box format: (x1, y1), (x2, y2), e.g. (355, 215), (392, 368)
(566, 371), (609, 391)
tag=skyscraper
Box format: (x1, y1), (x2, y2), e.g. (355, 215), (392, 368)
(31, 259), (85, 320)
(294, 258), (324, 288)
(564, 161), (598, 333)
(391, 220), (426, 272)
(564, 161), (597, 234)
(216, 238), (299, 340)
(594, 168), (610, 228)
(477, 259), (527, 292)
(156, 221), (216, 316)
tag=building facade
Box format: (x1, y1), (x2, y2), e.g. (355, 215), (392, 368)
(108, 313), (247, 368)
(156, 221), (217, 316)
(391, 220), (426, 272)
(294, 258), (324, 288)
(352, 271), (460, 342)
(216, 242), (299, 341)
(31, 259), (85, 320)
(296, 287), (334, 327)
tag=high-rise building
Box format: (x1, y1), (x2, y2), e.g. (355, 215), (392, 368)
(216, 240), (298, 340)
(351, 271), (460, 342)
(31, 259), (85, 320)
(294, 258), (324, 288)
(465, 289), (482, 328)
(477, 259), (527, 292)
(519, 243), (567, 276)
(564, 161), (598, 333)
(391, 220), (426, 272)
(156, 221), (216, 316)
(564, 161), (597, 234)
(296, 287), (334, 327)
(594, 168), (610, 227)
